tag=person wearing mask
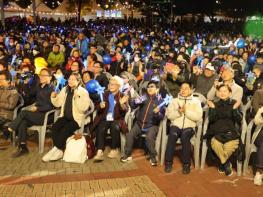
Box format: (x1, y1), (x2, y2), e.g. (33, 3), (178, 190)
(8, 68), (54, 157)
(42, 73), (91, 162)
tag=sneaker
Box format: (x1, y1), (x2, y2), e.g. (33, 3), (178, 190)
(224, 161), (233, 176)
(107, 149), (120, 159)
(218, 164), (225, 174)
(254, 172), (263, 186)
(164, 164), (172, 173)
(49, 149), (63, 161)
(42, 147), (58, 162)
(12, 147), (29, 158)
(120, 154), (132, 163)
(94, 149), (104, 162)
(182, 163), (191, 174)
(150, 157), (157, 166)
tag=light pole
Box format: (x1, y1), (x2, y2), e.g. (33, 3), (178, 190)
(32, 0), (37, 25)
(0, 0), (5, 30)
(77, 0), (83, 23)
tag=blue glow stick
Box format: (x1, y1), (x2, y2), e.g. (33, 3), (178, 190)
(54, 75), (67, 93)
(95, 85), (105, 102)
(158, 94), (173, 108)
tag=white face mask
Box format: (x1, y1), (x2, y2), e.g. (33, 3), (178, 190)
(134, 57), (140, 62)
(33, 50), (39, 56)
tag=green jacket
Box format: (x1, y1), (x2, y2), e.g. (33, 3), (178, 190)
(47, 52), (65, 68)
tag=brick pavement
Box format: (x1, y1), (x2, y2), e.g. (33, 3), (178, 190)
(0, 147), (137, 177)
(0, 175), (165, 197)
(0, 142), (262, 197)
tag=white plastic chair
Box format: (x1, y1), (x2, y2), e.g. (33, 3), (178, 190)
(126, 107), (163, 160)
(240, 99), (252, 122)
(193, 92), (207, 109)
(12, 94), (24, 146)
(200, 113), (247, 176)
(243, 119), (263, 175)
(78, 100), (95, 133)
(12, 104), (57, 154)
(120, 105), (131, 154)
(12, 94), (24, 120)
(159, 117), (203, 169)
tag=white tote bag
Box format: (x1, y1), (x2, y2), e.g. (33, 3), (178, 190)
(63, 136), (87, 164)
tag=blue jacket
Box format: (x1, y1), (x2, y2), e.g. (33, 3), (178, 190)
(131, 94), (165, 130)
(76, 38), (89, 60)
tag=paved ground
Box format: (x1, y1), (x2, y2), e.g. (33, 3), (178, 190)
(0, 137), (262, 197)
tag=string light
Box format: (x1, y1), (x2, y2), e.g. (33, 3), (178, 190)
(4, 5), (77, 16)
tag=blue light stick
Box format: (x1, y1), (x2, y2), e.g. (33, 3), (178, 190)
(158, 94), (173, 108)
(54, 75), (67, 93)
(246, 71), (256, 85)
(95, 85), (105, 102)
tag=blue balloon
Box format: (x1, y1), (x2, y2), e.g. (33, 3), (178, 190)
(103, 54), (112, 65)
(86, 79), (100, 94)
(145, 44), (151, 52)
(236, 39), (245, 49)
(248, 55), (257, 65)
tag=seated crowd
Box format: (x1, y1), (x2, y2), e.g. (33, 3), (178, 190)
(1, 18), (263, 186)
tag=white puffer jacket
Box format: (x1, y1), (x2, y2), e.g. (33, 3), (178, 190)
(166, 94), (203, 129)
(51, 86), (91, 127)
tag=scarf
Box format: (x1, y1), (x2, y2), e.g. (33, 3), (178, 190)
(107, 93), (115, 118)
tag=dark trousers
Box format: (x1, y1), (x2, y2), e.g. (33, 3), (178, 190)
(96, 120), (121, 150)
(0, 117), (10, 139)
(124, 123), (158, 158)
(165, 126), (194, 165)
(9, 110), (45, 144)
(255, 129), (263, 169)
(51, 117), (80, 150)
